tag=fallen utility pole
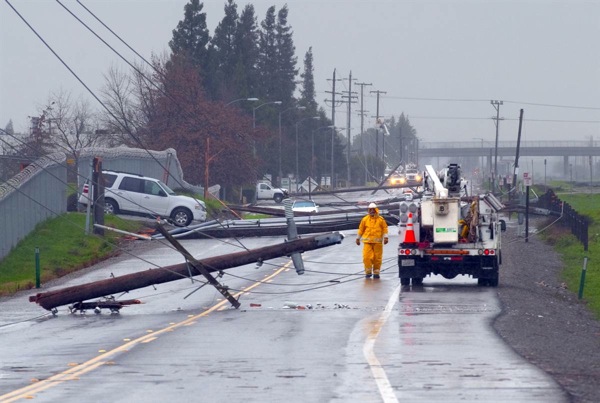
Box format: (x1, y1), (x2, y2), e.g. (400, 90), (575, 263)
(156, 224), (240, 308)
(29, 232), (344, 311)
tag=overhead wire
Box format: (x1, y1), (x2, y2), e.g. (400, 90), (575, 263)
(0, 128), (192, 244)
(4, 0), (259, 257)
(219, 260), (398, 296)
(0, 136), (213, 284)
(1, 128), (376, 304)
(56, 0), (320, 250)
(1, 130), (307, 298)
(75, 0), (323, 197)
(2, 126), (376, 301)
(3, 1), (405, 308)
(377, 94), (600, 111)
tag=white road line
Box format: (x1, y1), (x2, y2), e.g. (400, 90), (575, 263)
(363, 284), (401, 403)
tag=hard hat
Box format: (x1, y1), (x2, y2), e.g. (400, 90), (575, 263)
(368, 202), (377, 209)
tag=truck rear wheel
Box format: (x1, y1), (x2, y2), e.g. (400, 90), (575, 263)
(489, 272), (499, 287)
(477, 273), (499, 287)
(412, 277), (424, 286)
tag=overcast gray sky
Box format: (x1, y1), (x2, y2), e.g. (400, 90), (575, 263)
(1, 0), (599, 144)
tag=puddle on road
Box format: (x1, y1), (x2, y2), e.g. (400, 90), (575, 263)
(396, 303), (495, 315)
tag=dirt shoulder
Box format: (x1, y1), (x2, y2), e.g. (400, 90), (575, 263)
(494, 221), (600, 403)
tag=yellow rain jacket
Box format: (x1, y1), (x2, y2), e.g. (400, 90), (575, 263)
(358, 208), (388, 244)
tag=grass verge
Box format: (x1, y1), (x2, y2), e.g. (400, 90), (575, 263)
(539, 192), (600, 319)
(0, 213), (144, 296)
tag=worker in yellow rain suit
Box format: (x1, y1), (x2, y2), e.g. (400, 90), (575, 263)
(356, 202), (389, 279)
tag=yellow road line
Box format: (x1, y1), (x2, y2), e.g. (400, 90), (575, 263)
(363, 284), (401, 403)
(0, 264), (290, 402)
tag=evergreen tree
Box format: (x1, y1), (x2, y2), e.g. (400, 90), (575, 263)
(4, 120), (14, 135)
(211, 0), (239, 100)
(274, 5), (298, 105)
(232, 4), (260, 100)
(169, 0), (211, 89)
(299, 47), (317, 114)
(257, 6), (278, 101)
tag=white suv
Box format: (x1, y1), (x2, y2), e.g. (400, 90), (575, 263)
(79, 171), (207, 227)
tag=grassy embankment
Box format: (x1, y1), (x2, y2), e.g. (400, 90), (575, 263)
(0, 197), (256, 297)
(539, 190), (600, 319)
(0, 213), (144, 296)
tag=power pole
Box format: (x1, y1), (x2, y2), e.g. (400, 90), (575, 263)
(491, 99), (503, 191)
(370, 90), (386, 174)
(355, 82), (372, 185)
(325, 69), (342, 189)
(342, 71), (358, 186)
(92, 157), (104, 236)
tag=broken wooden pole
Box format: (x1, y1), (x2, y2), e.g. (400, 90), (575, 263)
(155, 224), (241, 309)
(29, 232), (344, 311)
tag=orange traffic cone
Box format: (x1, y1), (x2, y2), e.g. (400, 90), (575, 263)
(404, 213), (416, 244)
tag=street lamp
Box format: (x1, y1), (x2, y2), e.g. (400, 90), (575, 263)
(295, 116), (320, 191)
(311, 125), (334, 199)
(279, 106), (306, 186)
(227, 97), (259, 106)
(253, 100), (282, 129)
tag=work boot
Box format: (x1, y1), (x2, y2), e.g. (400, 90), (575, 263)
(373, 274), (380, 279)
(365, 273), (372, 278)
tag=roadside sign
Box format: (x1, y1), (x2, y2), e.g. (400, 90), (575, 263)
(523, 172), (533, 187)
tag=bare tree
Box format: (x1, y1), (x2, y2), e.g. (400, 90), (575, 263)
(99, 58), (166, 148)
(41, 90), (102, 181)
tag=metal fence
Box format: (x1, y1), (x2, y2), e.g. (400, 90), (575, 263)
(537, 189), (589, 251)
(0, 152), (67, 261)
(0, 146), (213, 263)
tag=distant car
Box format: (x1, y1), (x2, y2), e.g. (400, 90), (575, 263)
(405, 168), (422, 185)
(292, 200), (319, 213)
(388, 173), (406, 186)
(78, 171), (207, 227)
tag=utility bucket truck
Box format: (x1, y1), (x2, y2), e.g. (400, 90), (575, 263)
(397, 163), (506, 286)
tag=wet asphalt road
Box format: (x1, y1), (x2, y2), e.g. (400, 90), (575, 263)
(0, 217), (569, 403)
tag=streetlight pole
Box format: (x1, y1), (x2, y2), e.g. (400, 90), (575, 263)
(310, 125), (333, 199)
(226, 97), (259, 106)
(295, 116), (319, 192)
(279, 106), (305, 187)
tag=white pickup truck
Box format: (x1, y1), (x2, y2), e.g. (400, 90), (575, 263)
(256, 182), (289, 203)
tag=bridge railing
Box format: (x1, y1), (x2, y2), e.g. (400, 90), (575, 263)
(420, 140), (597, 149)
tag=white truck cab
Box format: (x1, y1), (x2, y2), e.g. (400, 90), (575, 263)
(256, 182), (289, 203)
